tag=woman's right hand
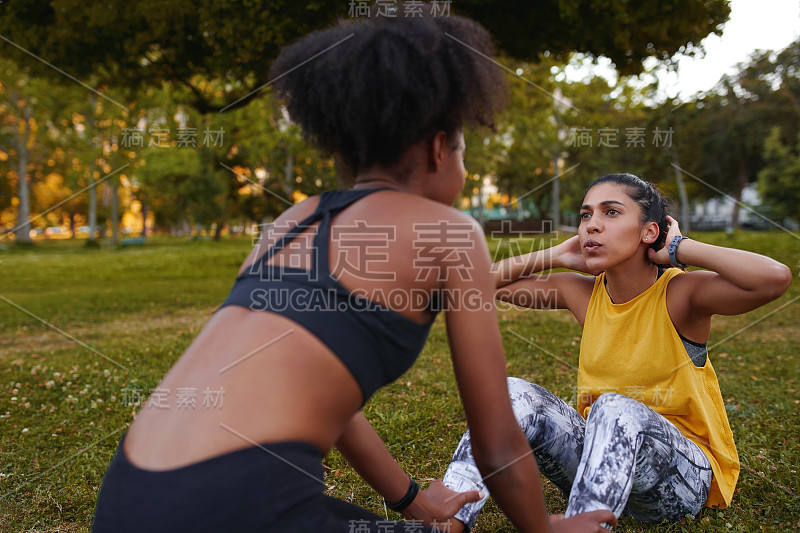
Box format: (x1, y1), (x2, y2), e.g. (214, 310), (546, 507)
(555, 236), (594, 275)
(549, 510), (617, 532)
(403, 479), (482, 528)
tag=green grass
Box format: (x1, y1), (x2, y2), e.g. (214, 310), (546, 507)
(0, 232), (798, 532)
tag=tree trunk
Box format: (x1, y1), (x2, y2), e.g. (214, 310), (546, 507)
(729, 163), (749, 231)
(69, 212), (77, 239)
(13, 104), (32, 243)
(110, 181), (119, 246)
(672, 153), (691, 232)
(88, 95), (99, 243)
(140, 200), (148, 238)
(88, 169), (98, 241)
(551, 153), (561, 232)
(284, 144), (294, 197)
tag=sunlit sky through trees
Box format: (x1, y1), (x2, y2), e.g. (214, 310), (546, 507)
(565, 0), (800, 101)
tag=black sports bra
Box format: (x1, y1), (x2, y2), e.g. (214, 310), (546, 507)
(217, 188), (439, 403)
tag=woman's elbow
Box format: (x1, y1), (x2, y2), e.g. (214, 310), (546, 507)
(765, 262), (794, 300)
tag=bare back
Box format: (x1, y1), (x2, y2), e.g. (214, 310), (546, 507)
(123, 190), (469, 470)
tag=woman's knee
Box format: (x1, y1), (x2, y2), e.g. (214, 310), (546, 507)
(507, 377), (550, 407)
(506, 376), (540, 396)
(506, 377), (560, 424)
(589, 393), (649, 426)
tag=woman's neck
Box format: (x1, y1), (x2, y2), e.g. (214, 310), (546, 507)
(603, 258), (659, 304)
(352, 175), (405, 191)
(352, 167), (420, 193)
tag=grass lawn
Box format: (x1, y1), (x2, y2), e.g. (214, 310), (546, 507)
(0, 232), (798, 532)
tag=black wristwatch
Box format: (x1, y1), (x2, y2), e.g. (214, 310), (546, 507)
(384, 477), (420, 512)
(668, 235), (690, 268)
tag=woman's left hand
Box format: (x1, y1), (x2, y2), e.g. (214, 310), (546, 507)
(648, 215), (682, 266)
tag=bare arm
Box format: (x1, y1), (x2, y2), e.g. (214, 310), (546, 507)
(336, 412), (482, 523)
(494, 236), (595, 323)
(650, 216), (793, 318)
(493, 235), (593, 288)
(445, 221), (613, 532)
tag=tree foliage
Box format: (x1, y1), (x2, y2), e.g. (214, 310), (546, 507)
(0, 0), (730, 113)
(15, 3), (800, 239)
(758, 127), (800, 223)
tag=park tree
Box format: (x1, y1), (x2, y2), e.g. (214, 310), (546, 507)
(131, 85), (225, 236)
(31, 85), (121, 239)
(0, 157), (11, 215)
(554, 72), (663, 223)
(0, 59), (77, 242)
(0, 57), (136, 244)
(128, 84), (337, 236)
(750, 38), (800, 225)
(223, 97), (337, 214)
(492, 58), (568, 226)
(0, 60), (39, 242)
(640, 99), (697, 232)
(758, 127), (800, 224)
(487, 58), (686, 229)
(0, 1), (731, 105)
(135, 143), (214, 235)
(676, 38), (800, 230)
(741, 38), (800, 141)
(0, 0), (731, 185)
(0, 1), (732, 237)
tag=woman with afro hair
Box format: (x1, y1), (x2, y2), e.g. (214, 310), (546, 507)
(93, 5), (614, 533)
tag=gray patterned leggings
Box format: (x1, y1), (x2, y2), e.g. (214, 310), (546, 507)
(444, 378), (713, 530)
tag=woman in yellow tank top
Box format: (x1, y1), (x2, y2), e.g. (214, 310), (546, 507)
(440, 173), (792, 531)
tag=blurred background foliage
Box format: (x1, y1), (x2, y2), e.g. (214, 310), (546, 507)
(1, 0), (798, 245)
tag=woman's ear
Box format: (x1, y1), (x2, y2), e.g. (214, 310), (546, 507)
(642, 221), (660, 245)
(429, 130), (449, 172)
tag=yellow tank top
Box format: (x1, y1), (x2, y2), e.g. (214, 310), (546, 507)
(578, 268), (739, 508)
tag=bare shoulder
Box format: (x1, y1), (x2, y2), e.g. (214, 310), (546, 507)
(272, 195), (322, 225)
(531, 271), (595, 295)
(256, 195), (322, 243)
(555, 272), (595, 324)
(237, 195), (322, 275)
(393, 192), (481, 226)
(363, 191), (486, 243)
(666, 269), (715, 296)
(665, 269), (716, 338)
(411, 200), (487, 251)
(665, 269), (717, 319)
(560, 271), (596, 289)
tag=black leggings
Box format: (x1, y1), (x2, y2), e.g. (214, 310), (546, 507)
(93, 434), (433, 533)
(444, 378), (713, 530)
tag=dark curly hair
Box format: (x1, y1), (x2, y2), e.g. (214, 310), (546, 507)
(269, 3), (507, 176)
(586, 173), (670, 252)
